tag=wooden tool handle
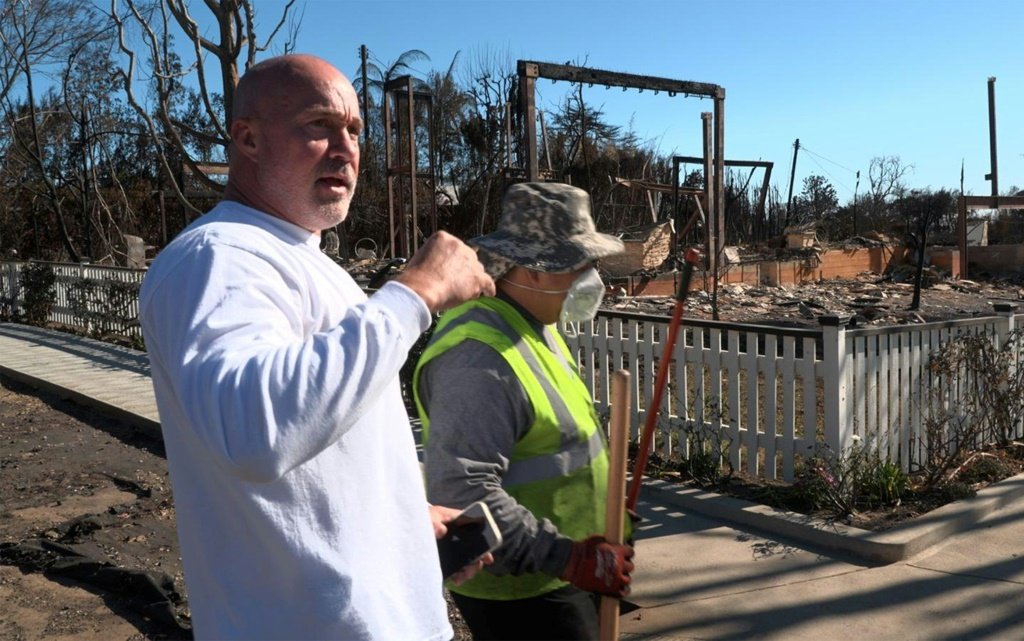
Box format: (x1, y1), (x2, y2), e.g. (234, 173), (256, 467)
(599, 369), (631, 641)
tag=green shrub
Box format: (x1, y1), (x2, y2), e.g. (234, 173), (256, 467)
(793, 441), (908, 518)
(861, 460), (908, 509)
(67, 276), (141, 341)
(923, 329), (1024, 487)
(20, 262), (56, 326)
(956, 453), (1013, 486)
(676, 420), (732, 486)
(933, 481), (974, 504)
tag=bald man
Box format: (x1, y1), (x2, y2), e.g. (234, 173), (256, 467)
(139, 54), (494, 640)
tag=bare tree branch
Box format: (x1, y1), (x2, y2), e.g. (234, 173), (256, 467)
(258, 0), (298, 55)
(106, 0), (298, 218)
(109, 0), (201, 216)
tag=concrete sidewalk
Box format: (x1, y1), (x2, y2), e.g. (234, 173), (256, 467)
(0, 323), (158, 432)
(3, 322), (1024, 640)
(623, 484), (1024, 640)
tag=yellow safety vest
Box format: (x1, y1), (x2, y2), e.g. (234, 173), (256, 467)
(414, 297), (610, 600)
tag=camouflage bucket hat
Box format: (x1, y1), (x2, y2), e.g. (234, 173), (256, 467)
(471, 182), (624, 275)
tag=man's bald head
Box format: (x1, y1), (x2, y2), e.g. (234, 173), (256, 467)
(233, 54), (356, 127)
(224, 54), (362, 232)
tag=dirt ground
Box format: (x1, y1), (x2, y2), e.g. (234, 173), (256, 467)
(0, 376), (472, 641)
(0, 375), (187, 641)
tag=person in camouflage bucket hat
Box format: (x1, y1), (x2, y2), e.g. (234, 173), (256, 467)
(472, 182), (624, 278)
(414, 181), (635, 640)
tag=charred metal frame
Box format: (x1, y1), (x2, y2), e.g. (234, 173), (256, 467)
(672, 155), (773, 245)
(515, 60), (726, 276)
(956, 77), (1024, 278)
(957, 195), (1024, 278)
(384, 75), (437, 258)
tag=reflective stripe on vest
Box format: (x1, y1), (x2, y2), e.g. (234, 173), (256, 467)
(504, 428), (605, 486)
(427, 305), (588, 464)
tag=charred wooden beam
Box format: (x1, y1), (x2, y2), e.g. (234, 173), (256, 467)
(518, 60), (723, 99)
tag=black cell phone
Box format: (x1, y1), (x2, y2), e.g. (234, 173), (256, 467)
(437, 501), (503, 579)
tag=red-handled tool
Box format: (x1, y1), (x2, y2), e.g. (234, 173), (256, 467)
(625, 248), (701, 512)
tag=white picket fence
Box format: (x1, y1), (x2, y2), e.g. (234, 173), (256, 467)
(0, 261), (146, 340)
(5, 259), (1022, 482)
(566, 306), (1024, 482)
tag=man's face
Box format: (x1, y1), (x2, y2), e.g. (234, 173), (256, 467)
(248, 67), (362, 232)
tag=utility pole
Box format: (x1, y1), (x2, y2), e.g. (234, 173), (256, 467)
(360, 45), (370, 142)
(853, 170), (860, 236)
(785, 138), (800, 229)
(346, 43), (371, 261)
(985, 76), (999, 198)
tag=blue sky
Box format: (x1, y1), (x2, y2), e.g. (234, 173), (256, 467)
(256, 0), (1022, 203)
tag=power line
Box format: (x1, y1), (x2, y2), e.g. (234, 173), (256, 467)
(799, 145), (858, 174)
(804, 153), (855, 195)
(797, 144), (857, 197)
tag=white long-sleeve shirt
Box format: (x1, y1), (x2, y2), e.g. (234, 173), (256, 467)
(139, 200), (451, 641)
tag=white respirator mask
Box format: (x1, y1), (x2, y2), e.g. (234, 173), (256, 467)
(559, 267), (606, 324)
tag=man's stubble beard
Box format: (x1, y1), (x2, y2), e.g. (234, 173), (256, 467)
(313, 177), (357, 230)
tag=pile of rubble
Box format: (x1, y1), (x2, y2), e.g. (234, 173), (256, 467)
(336, 236), (1023, 329)
(607, 271), (1024, 328)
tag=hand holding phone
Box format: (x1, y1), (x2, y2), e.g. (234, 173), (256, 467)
(436, 501), (502, 579)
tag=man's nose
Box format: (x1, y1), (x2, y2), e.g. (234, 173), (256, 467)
(328, 129), (358, 159)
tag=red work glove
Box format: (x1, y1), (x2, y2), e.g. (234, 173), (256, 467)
(559, 535), (635, 598)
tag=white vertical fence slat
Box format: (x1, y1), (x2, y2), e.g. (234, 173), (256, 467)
(666, 327), (686, 457)
(800, 336), (817, 454)
(639, 321), (656, 446)
(895, 331), (910, 464)
(673, 328), (691, 459)
(780, 336), (797, 481)
(744, 331), (759, 476)
(725, 329), (742, 472)
(596, 318), (609, 396)
(853, 335), (867, 441)
(913, 327), (929, 466)
(691, 327), (707, 449)
(578, 318), (596, 405)
(932, 326), (947, 458)
(881, 333), (894, 461)
(613, 318), (634, 438)
(709, 329), (723, 443)
(763, 334), (778, 479)
(821, 319), (849, 454)
(866, 334), (879, 447)
(661, 326), (680, 457)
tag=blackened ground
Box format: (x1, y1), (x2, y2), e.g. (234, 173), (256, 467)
(0, 376), (473, 641)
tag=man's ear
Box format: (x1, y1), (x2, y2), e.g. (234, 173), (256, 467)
(231, 118), (259, 162)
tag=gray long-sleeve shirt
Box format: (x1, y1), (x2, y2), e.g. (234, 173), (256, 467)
(418, 300), (575, 578)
